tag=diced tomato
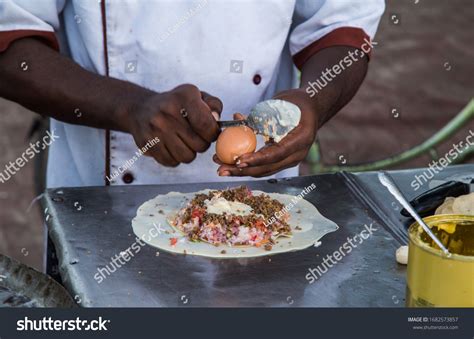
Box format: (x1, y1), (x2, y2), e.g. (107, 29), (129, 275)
(255, 239), (269, 248)
(170, 238), (178, 246)
(255, 219), (265, 230)
(191, 208), (203, 221)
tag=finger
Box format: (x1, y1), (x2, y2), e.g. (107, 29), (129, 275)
(132, 133), (175, 166)
(201, 91), (223, 118)
(233, 113), (246, 120)
(147, 141), (179, 167)
(173, 85), (221, 142)
(218, 150), (305, 177)
(218, 170), (231, 177)
(218, 158), (300, 177)
(212, 153), (224, 165)
(248, 166), (296, 178)
(178, 93), (220, 143)
(167, 134), (197, 164)
(175, 119), (210, 153)
(217, 163), (236, 176)
(155, 100), (212, 153)
(185, 99), (220, 143)
(236, 135), (298, 168)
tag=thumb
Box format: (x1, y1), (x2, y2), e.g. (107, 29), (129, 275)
(201, 91), (223, 120)
(233, 113), (246, 120)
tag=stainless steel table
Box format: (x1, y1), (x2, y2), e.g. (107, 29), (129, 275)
(41, 164), (473, 307)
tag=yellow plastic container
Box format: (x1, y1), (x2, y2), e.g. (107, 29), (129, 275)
(406, 215), (474, 307)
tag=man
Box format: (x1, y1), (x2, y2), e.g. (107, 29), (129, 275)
(0, 0), (384, 187)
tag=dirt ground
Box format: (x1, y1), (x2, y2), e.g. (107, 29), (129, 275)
(0, 103), (45, 270)
(1, 0), (473, 271)
(317, 0), (474, 169)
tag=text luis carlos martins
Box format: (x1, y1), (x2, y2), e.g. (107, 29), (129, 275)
(106, 137), (160, 182)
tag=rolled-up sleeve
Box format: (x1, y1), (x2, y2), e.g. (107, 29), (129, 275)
(290, 0), (385, 69)
(0, 0), (65, 52)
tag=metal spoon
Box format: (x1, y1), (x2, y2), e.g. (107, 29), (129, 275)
(218, 99), (301, 142)
(378, 171), (451, 257)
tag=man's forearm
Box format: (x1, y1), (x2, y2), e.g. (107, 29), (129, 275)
(0, 38), (151, 132)
(300, 46), (369, 127)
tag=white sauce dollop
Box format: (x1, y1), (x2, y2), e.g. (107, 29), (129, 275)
(204, 197), (253, 216)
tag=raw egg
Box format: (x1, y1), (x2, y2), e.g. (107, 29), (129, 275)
(216, 126), (257, 164)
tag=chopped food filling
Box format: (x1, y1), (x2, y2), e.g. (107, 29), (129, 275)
(169, 186), (291, 250)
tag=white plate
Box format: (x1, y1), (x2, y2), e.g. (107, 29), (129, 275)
(132, 190), (338, 258)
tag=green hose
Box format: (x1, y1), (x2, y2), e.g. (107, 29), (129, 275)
(309, 99), (474, 173)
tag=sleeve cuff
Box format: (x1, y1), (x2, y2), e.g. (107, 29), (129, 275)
(0, 29), (59, 53)
(293, 27), (372, 70)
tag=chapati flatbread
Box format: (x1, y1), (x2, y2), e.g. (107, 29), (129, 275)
(132, 189), (339, 258)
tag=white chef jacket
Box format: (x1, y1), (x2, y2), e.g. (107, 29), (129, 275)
(0, 0), (384, 188)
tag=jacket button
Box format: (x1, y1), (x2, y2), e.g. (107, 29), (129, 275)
(122, 172), (134, 184)
(253, 74), (262, 85)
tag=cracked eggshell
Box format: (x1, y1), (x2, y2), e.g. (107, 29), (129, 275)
(396, 245), (408, 265)
(452, 192), (474, 215)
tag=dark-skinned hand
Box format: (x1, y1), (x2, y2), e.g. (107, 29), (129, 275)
(214, 88), (318, 177)
(128, 84), (222, 167)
